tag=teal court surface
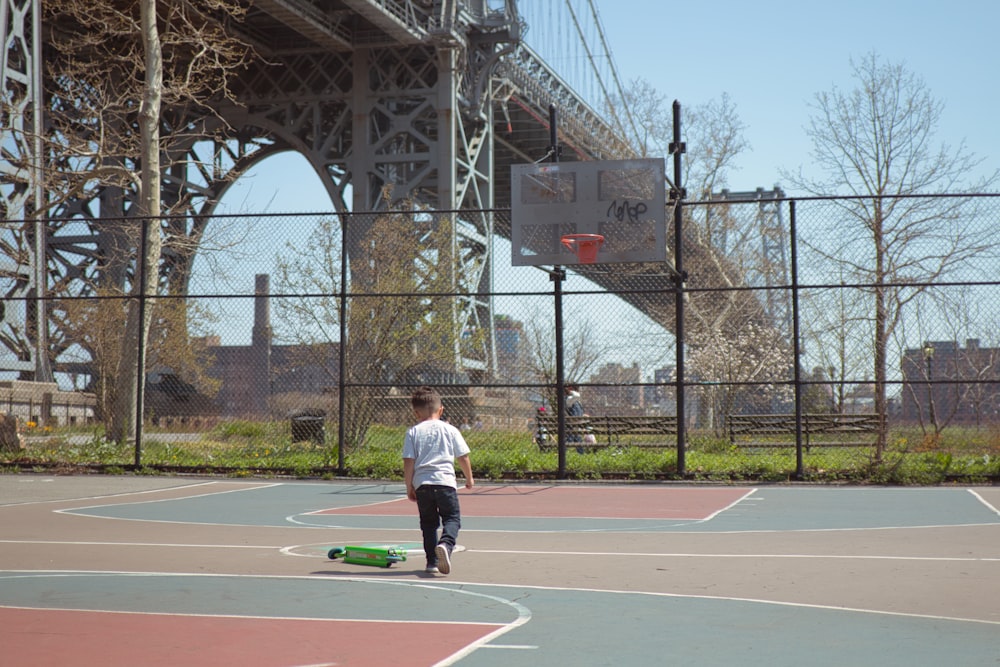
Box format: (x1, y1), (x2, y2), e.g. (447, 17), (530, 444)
(1, 475), (998, 666)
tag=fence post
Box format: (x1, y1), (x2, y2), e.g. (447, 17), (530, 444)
(545, 103), (569, 479)
(789, 199), (804, 479)
(337, 215), (348, 472)
(670, 100), (687, 476)
(133, 216), (150, 467)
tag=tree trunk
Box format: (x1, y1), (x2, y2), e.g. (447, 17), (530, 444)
(872, 206), (887, 461)
(108, 0), (162, 443)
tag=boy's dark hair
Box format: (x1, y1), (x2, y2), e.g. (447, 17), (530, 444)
(411, 385), (442, 413)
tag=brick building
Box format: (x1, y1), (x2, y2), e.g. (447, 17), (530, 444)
(900, 339), (1000, 426)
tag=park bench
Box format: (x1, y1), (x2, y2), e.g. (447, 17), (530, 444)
(534, 414), (678, 451)
(727, 413), (878, 450)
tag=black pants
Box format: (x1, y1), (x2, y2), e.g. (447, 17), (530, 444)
(415, 484), (461, 565)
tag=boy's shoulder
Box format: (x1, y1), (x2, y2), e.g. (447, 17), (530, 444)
(411, 418), (461, 436)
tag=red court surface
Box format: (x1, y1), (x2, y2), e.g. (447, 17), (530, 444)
(314, 485), (749, 519)
(4, 607), (499, 667)
(2, 475), (998, 666)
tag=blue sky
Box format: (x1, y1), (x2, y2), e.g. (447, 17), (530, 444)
(595, 0), (999, 191)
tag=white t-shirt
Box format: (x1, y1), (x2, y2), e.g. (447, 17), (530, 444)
(403, 419), (470, 489)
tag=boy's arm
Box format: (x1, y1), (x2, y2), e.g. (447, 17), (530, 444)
(403, 458), (416, 501)
(456, 454), (474, 489)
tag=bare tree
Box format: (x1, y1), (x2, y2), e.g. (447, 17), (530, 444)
(37, 0), (252, 441)
(782, 52), (1000, 457)
(616, 80), (748, 195)
(617, 79), (762, 334)
(799, 262), (872, 414)
(272, 204), (482, 452)
(108, 0), (163, 443)
(54, 289), (220, 422)
(518, 302), (611, 409)
(615, 81), (793, 428)
(615, 77), (671, 159)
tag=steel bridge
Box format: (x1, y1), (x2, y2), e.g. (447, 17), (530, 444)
(0, 0), (777, 384)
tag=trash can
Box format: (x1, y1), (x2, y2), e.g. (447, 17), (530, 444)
(290, 409), (325, 444)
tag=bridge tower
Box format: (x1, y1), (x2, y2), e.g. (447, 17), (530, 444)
(1, 0), (529, 381)
(0, 0), (51, 381)
(707, 187), (791, 333)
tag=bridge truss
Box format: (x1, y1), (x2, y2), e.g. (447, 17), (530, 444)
(1, 0), (781, 388)
(1, 0), (641, 384)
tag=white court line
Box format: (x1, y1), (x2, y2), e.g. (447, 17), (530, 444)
(451, 578), (1000, 628)
(6, 538), (994, 563)
(301, 495), (408, 515)
(297, 485), (757, 526)
(968, 488), (1000, 516)
(469, 548), (1000, 562)
(284, 517), (1000, 534)
(0, 602), (497, 626)
(0, 480), (245, 508)
(0, 538), (282, 550)
(700, 487), (758, 521)
(288, 516), (721, 531)
(3, 568), (997, 633)
(54, 482), (283, 516)
(0, 570), (532, 664)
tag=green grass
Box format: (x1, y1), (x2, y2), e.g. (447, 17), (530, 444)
(2, 420), (997, 483)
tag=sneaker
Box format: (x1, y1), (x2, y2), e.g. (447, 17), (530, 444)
(424, 565), (439, 574)
(435, 544), (451, 574)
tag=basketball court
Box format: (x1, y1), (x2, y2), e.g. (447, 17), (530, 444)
(1, 475), (998, 666)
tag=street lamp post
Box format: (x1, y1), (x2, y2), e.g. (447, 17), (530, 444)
(923, 342), (936, 429)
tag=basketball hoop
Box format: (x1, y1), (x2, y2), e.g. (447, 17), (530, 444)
(560, 233), (605, 264)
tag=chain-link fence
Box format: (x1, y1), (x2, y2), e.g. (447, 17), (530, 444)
(2, 194), (999, 481)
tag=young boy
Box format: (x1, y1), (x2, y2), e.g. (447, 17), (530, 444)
(403, 386), (473, 575)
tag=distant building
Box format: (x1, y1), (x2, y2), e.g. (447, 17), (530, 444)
(0, 380), (95, 427)
(900, 339), (1000, 425)
(645, 366), (675, 415)
(494, 314), (525, 381)
(587, 362), (642, 414)
(197, 279), (534, 426)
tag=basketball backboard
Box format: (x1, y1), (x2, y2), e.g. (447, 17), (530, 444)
(510, 158), (667, 266)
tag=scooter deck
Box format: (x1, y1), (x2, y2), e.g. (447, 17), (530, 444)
(328, 544), (408, 568)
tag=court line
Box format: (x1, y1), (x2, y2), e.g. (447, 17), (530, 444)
(29, 507), (1000, 534)
(430, 585), (533, 666)
(304, 487), (757, 522)
(430, 578), (1000, 628)
(0, 569), (534, 664)
(5, 538), (995, 564)
(0, 480), (244, 507)
(0, 603), (500, 627)
(14, 569), (985, 630)
(699, 487), (758, 521)
(469, 548), (1000, 562)
(284, 516), (1000, 533)
(969, 489), (1000, 516)
(41, 511), (337, 531)
(53, 482), (283, 516)
(0, 539), (283, 550)
(301, 495), (408, 515)
(468, 485), (557, 496)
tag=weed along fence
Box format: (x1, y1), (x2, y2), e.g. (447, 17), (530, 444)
(2, 194), (1000, 482)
